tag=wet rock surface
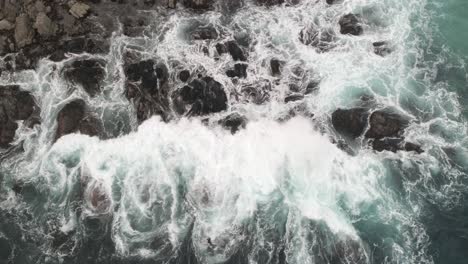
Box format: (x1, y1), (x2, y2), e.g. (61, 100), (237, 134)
(218, 112), (247, 133)
(0, 85), (39, 148)
(63, 59), (107, 96)
(174, 76), (228, 116)
(339, 14), (363, 36)
(299, 26), (337, 52)
(55, 99), (102, 140)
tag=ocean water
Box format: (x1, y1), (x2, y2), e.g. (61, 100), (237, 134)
(0, 0), (467, 263)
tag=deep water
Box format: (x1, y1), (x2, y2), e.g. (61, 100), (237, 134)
(1, 0), (468, 263)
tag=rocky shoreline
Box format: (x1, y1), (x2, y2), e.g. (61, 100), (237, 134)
(0, 0), (420, 155)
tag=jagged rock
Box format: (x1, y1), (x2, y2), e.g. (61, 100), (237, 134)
(331, 108), (369, 139)
(174, 76), (228, 116)
(299, 26), (336, 52)
(63, 59), (107, 96)
(270, 58), (283, 76)
(372, 138), (423, 154)
(191, 25), (218, 40)
(69, 2), (90, 19)
(226, 63), (247, 78)
(326, 0), (344, 4)
(226, 40), (246, 61)
(183, 0), (213, 9)
(339, 14), (363, 36)
(284, 93), (304, 103)
(179, 70), (191, 82)
(218, 113), (247, 133)
(0, 86), (39, 148)
(255, 0), (284, 6)
(34, 12), (57, 37)
(14, 14), (34, 48)
(55, 100), (102, 140)
(373, 41), (392, 56)
(0, 19), (14, 31)
(365, 110), (408, 139)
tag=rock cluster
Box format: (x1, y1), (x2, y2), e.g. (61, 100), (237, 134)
(0, 85), (39, 148)
(55, 99), (102, 141)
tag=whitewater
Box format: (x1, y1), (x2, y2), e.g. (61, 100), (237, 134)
(0, 0), (467, 263)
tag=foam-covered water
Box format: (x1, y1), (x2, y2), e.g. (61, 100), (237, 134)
(1, 0), (468, 263)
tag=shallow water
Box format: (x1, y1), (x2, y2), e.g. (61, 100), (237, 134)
(1, 0), (467, 263)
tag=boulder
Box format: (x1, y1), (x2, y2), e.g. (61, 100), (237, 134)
(174, 76), (228, 116)
(218, 113), (247, 133)
(365, 110), (408, 139)
(179, 70), (191, 82)
(270, 58), (283, 76)
(299, 26), (336, 52)
(34, 12), (57, 37)
(69, 2), (90, 19)
(226, 63), (247, 78)
(14, 14), (34, 48)
(191, 25), (218, 40)
(331, 108), (369, 139)
(183, 0), (213, 9)
(339, 14), (363, 36)
(125, 59), (168, 94)
(55, 99), (102, 140)
(226, 40), (247, 61)
(373, 41), (392, 57)
(63, 59), (106, 96)
(372, 138), (423, 154)
(255, 0), (285, 6)
(0, 85), (39, 148)
(0, 19), (14, 31)
(326, 0), (344, 4)
(284, 93), (304, 103)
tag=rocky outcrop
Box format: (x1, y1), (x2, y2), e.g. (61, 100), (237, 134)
(55, 99), (102, 140)
(124, 55), (171, 123)
(173, 76), (228, 116)
(217, 40), (247, 61)
(0, 86), (39, 148)
(63, 59), (107, 97)
(331, 108), (422, 153)
(339, 14), (363, 36)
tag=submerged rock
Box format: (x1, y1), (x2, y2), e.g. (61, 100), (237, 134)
(174, 76), (228, 116)
(55, 99), (102, 140)
(373, 41), (393, 56)
(326, 0), (344, 4)
(339, 14), (363, 36)
(191, 25), (218, 40)
(255, 0), (285, 6)
(179, 70), (191, 82)
(299, 26), (337, 52)
(226, 63), (248, 78)
(63, 59), (107, 96)
(0, 86), (39, 148)
(284, 93), (304, 103)
(183, 0), (214, 9)
(218, 113), (247, 133)
(372, 138), (423, 153)
(270, 58), (283, 76)
(226, 40), (247, 61)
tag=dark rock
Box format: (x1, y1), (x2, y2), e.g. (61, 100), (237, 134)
(365, 110), (408, 139)
(14, 13), (34, 48)
(372, 138), (423, 154)
(216, 42), (228, 55)
(331, 108), (369, 139)
(124, 57), (171, 122)
(299, 26), (336, 52)
(305, 80), (320, 94)
(226, 63), (247, 78)
(218, 113), (247, 133)
(339, 14), (363, 36)
(255, 0), (285, 6)
(0, 86), (39, 148)
(284, 93), (304, 103)
(270, 58), (282, 76)
(191, 25), (218, 40)
(63, 59), (107, 96)
(179, 70), (191, 82)
(226, 40), (247, 61)
(373, 41), (392, 56)
(174, 76), (228, 116)
(55, 100), (102, 140)
(183, 0), (214, 9)
(326, 0), (344, 4)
